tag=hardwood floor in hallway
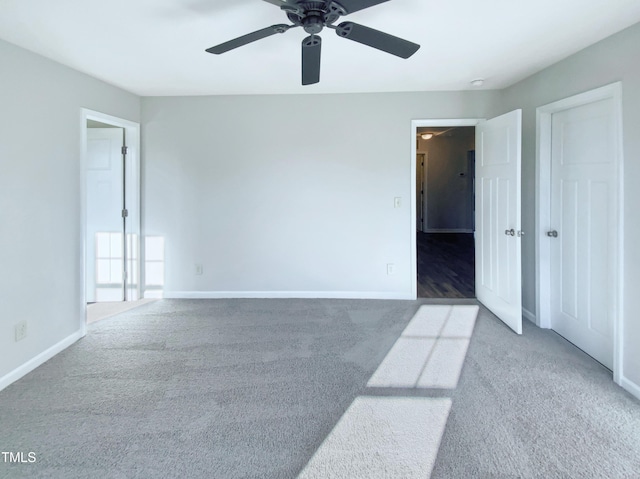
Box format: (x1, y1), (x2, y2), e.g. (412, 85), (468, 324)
(417, 232), (475, 298)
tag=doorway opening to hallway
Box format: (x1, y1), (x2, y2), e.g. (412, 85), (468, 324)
(415, 127), (475, 298)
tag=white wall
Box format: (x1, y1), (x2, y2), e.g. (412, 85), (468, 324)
(0, 39), (140, 388)
(498, 22), (640, 391)
(141, 91), (498, 298)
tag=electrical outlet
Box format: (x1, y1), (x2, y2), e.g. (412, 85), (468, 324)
(195, 263), (203, 275)
(387, 263), (395, 275)
(14, 321), (27, 342)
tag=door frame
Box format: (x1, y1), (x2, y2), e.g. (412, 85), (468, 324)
(416, 152), (426, 232)
(80, 108), (141, 334)
(535, 82), (624, 383)
(410, 119), (484, 299)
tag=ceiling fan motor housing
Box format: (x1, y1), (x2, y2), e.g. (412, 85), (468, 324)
(302, 12), (324, 34)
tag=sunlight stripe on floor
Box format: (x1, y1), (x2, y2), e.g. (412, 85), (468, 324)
(366, 305), (479, 389)
(440, 305), (478, 337)
(297, 396), (452, 479)
(402, 305), (451, 337)
(367, 338), (435, 388)
(416, 338), (471, 389)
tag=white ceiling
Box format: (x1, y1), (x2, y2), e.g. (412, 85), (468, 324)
(1, 0), (640, 96)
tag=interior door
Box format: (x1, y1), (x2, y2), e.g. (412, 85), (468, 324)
(86, 127), (125, 302)
(549, 98), (616, 369)
(475, 110), (522, 334)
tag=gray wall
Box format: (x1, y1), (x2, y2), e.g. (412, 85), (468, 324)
(141, 92), (498, 298)
(498, 22), (640, 387)
(421, 128), (475, 231)
(0, 39), (140, 384)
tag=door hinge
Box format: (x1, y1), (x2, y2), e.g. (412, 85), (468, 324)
(121, 145), (128, 155)
(122, 209), (128, 218)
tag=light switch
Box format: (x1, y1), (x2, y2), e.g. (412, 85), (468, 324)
(394, 197), (401, 208)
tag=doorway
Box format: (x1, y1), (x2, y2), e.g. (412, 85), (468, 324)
(411, 113), (523, 335)
(86, 123), (126, 302)
(81, 110), (141, 318)
(415, 126), (476, 298)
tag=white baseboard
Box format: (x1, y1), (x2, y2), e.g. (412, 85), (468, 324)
(163, 291), (414, 300)
(423, 229), (474, 233)
(522, 307), (537, 325)
(620, 375), (640, 401)
(0, 330), (84, 392)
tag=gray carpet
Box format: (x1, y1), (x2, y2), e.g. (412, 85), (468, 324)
(0, 299), (638, 478)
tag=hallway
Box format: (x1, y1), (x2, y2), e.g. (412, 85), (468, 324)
(417, 232), (475, 298)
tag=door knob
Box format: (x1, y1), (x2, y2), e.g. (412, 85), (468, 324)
(505, 229), (515, 236)
(547, 230), (558, 238)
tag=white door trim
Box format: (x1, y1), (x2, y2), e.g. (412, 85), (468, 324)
(416, 152), (427, 232)
(536, 82), (624, 384)
(80, 109), (141, 335)
(410, 119), (484, 299)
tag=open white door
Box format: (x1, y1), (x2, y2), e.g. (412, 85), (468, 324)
(86, 127), (125, 303)
(475, 110), (522, 334)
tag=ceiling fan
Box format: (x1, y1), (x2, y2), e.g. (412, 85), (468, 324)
(206, 0), (420, 85)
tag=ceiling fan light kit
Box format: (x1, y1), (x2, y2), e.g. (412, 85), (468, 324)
(206, 0), (420, 86)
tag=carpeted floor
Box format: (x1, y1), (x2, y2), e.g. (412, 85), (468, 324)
(0, 299), (638, 479)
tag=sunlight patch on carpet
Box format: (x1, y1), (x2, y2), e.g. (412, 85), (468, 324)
(367, 305), (479, 389)
(297, 396), (452, 479)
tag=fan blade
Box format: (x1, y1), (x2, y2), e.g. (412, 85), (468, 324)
(206, 24), (291, 54)
(335, 22), (420, 58)
(335, 0), (390, 14)
(302, 35), (322, 86)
